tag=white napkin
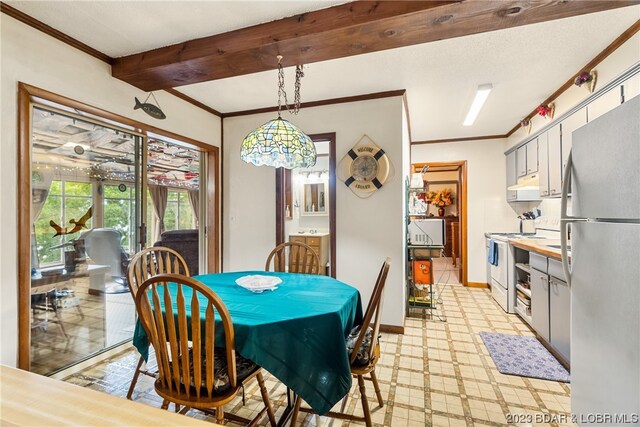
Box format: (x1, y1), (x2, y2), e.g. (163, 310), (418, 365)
(235, 275), (282, 293)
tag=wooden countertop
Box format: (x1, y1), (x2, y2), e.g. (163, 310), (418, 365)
(509, 239), (569, 260)
(0, 365), (218, 427)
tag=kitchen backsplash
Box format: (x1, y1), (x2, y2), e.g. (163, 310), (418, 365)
(533, 198), (566, 232)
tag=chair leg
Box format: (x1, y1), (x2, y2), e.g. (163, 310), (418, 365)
(257, 371), (276, 427)
(126, 356), (145, 399)
(290, 395), (302, 426)
(340, 393), (349, 413)
(370, 370), (384, 408)
(216, 406), (225, 425)
(357, 375), (372, 427)
(161, 399), (170, 410)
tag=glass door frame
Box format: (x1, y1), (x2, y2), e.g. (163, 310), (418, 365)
(17, 82), (219, 371)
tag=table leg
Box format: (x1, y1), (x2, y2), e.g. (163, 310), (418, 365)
(276, 387), (296, 427)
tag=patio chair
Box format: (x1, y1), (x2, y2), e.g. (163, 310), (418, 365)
(290, 257), (391, 426)
(125, 247), (189, 400)
(135, 273), (276, 426)
(265, 242), (320, 274)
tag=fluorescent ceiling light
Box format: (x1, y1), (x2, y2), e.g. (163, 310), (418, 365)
(463, 84), (493, 126)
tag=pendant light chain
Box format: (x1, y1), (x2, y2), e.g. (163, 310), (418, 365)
(276, 55), (304, 117)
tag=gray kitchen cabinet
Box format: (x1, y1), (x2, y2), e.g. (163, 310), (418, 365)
(547, 124), (562, 197)
(622, 72), (640, 102)
(560, 107), (587, 180)
(550, 276), (570, 361)
(506, 151), (517, 201)
(526, 138), (538, 175)
(516, 145), (527, 177)
(588, 86), (622, 122)
(531, 268), (550, 342)
(538, 133), (549, 197)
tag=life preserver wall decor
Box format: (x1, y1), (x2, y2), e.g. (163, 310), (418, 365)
(338, 135), (394, 198)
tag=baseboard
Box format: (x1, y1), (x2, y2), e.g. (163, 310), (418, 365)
(467, 281), (490, 289)
(380, 324), (404, 334)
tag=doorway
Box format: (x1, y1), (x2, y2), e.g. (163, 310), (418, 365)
(412, 161), (468, 286)
(276, 133), (336, 277)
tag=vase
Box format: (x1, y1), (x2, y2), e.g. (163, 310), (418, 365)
(438, 207), (445, 217)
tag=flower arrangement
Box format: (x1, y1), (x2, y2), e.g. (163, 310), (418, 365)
(574, 70), (597, 93)
(426, 189), (454, 207)
(537, 103), (555, 120)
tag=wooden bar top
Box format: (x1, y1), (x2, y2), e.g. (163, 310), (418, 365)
(0, 365), (218, 427)
(509, 239), (569, 260)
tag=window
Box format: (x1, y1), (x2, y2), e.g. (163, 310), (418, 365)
(165, 190), (195, 231)
(34, 180), (92, 265)
(103, 184), (136, 253)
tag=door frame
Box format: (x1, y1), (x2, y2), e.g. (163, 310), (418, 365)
(17, 82), (219, 370)
(411, 161), (468, 286)
(275, 133), (337, 277)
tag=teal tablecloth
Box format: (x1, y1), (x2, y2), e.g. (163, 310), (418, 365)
(132, 271), (363, 415)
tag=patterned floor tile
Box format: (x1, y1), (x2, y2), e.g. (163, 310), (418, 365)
(62, 284), (573, 426)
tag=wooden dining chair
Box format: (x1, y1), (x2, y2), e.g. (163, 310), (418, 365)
(125, 246), (190, 400)
(265, 241), (320, 274)
(136, 273), (276, 426)
(290, 257), (391, 426)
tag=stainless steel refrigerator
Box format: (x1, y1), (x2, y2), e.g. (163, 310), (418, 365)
(561, 95), (639, 424)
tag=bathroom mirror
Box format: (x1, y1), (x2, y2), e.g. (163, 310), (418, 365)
(301, 181), (328, 216)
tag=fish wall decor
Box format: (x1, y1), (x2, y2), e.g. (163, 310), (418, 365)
(134, 92), (166, 120)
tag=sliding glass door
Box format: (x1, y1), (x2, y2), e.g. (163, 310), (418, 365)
(28, 107), (205, 375)
(30, 107), (141, 374)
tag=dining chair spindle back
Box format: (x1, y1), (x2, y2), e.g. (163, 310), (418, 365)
(125, 247), (190, 400)
(136, 274), (275, 426)
(265, 242), (320, 275)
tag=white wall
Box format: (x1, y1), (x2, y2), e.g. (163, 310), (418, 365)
(224, 96), (407, 327)
(507, 33), (640, 149)
(0, 16), (221, 367)
(411, 139), (522, 283)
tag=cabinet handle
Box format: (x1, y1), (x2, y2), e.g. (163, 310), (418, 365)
(540, 275), (545, 280)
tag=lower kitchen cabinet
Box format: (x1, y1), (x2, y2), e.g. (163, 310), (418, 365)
(550, 277), (570, 361)
(530, 268), (550, 342)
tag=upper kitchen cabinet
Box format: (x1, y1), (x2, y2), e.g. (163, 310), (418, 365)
(560, 107), (587, 179)
(588, 87), (622, 122)
(538, 133), (549, 197)
(547, 124), (562, 197)
(515, 139), (538, 177)
(516, 145), (527, 178)
(506, 151), (518, 201)
(506, 147), (540, 202)
(622, 72), (640, 102)
(526, 139), (538, 175)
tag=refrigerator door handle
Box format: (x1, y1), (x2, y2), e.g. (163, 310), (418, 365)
(559, 151), (588, 286)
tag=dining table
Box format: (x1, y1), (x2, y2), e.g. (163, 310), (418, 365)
(132, 270), (363, 423)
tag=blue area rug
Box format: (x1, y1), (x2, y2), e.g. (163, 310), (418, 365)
(479, 332), (570, 383)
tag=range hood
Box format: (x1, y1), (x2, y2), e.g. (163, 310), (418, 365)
(508, 173), (540, 190)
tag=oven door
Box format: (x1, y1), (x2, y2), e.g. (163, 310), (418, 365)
(489, 240), (508, 286)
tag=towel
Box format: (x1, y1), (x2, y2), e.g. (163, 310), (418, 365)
(488, 239), (499, 266)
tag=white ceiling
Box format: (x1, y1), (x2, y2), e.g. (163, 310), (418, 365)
(6, 1), (640, 140)
(6, 0), (347, 57)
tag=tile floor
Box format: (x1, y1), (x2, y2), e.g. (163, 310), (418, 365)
(31, 276), (136, 375)
(64, 283), (572, 426)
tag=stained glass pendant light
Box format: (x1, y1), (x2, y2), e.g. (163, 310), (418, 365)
(240, 56), (316, 169)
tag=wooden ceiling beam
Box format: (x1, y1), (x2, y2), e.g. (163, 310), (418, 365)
(112, 0), (638, 91)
